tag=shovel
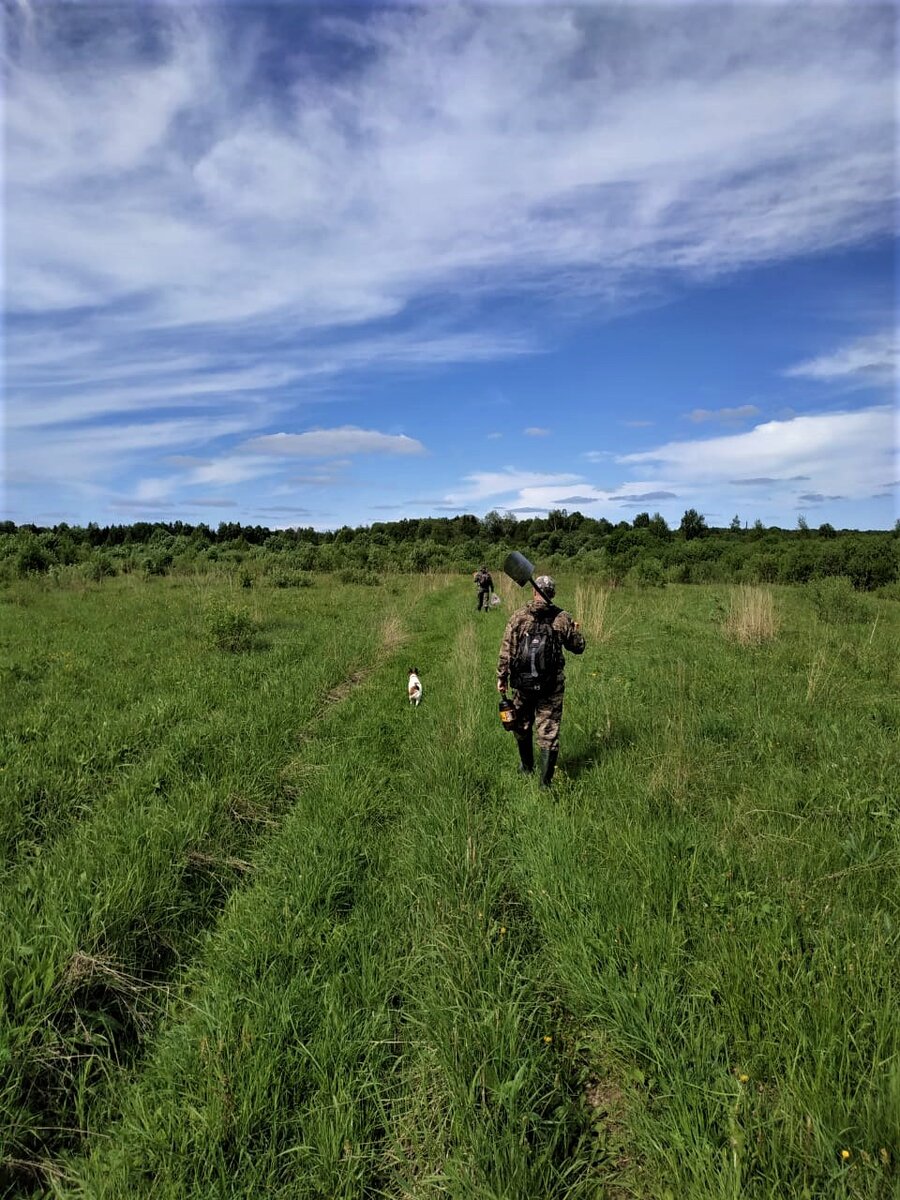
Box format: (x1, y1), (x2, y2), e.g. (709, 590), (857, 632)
(502, 551), (553, 603)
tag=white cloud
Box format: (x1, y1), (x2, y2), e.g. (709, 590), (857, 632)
(784, 332), (896, 385)
(523, 427), (551, 437)
(6, 6), (893, 333)
(11, 414), (260, 486)
(620, 406), (895, 500)
(4, 4), (896, 521)
(184, 456), (277, 488)
(446, 468), (582, 504)
(445, 467), (678, 514)
(243, 428), (427, 458)
(7, 364), (297, 430)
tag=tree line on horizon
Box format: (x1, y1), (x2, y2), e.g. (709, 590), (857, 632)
(2, 509), (898, 591)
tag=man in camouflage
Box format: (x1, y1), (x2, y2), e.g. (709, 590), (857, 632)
(474, 565), (493, 611)
(496, 574), (585, 787)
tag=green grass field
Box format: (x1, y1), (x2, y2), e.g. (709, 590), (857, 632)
(1, 573), (898, 1199)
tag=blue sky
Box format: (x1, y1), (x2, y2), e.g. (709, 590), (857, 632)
(3, 1), (897, 531)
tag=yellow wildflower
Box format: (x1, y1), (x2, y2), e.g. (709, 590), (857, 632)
(739, 1074), (749, 1083)
(841, 1149), (851, 1161)
(543, 1035), (553, 1044)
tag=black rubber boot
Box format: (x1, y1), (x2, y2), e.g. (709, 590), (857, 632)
(539, 747), (558, 788)
(516, 735), (534, 775)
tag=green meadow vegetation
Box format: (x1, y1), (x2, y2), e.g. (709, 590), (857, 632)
(1, 570), (898, 1198)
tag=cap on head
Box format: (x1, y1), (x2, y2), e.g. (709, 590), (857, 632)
(534, 574), (556, 598)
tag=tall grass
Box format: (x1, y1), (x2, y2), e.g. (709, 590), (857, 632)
(722, 583), (779, 645)
(493, 570), (520, 611)
(56, 583), (597, 1197)
(0, 576), (411, 1192)
(574, 580), (614, 644)
(1, 575), (897, 1198)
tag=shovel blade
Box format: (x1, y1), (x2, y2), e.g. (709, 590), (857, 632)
(503, 551), (535, 588)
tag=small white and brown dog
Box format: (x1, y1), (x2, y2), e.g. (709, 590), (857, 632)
(407, 668), (423, 707)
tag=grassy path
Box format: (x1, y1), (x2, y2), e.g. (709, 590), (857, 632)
(56, 583), (602, 1198)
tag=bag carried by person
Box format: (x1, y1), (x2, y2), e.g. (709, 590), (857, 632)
(511, 607), (563, 692)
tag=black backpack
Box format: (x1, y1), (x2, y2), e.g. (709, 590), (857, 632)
(511, 607), (563, 692)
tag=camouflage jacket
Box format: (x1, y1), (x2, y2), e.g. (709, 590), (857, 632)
(497, 598), (585, 689)
(475, 570), (493, 590)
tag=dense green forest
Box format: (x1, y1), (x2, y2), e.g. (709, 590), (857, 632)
(1, 509), (897, 591)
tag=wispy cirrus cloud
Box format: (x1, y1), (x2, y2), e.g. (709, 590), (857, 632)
(783, 331), (896, 385)
(8, 2), (894, 341)
(10, 414), (262, 487)
(243, 428), (426, 458)
(4, 2), (896, 523)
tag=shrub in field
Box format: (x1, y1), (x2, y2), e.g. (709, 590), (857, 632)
(269, 569), (314, 589)
(752, 552), (780, 583)
(337, 567), (381, 586)
(722, 585), (778, 645)
(15, 536), (52, 576)
(141, 552), (172, 577)
(633, 556), (666, 588)
(667, 561), (692, 584)
(809, 576), (872, 624)
(842, 537), (897, 591)
(206, 604), (257, 652)
(80, 555), (117, 582)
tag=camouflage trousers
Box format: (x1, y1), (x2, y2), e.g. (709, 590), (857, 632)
(512, 680), (565, 751)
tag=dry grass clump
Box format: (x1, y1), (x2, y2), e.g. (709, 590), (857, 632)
(575, 582), (613, 644)
(722, 585), (779, 645)
(494, 572), (520, 611)
(381, 614), (408, 654)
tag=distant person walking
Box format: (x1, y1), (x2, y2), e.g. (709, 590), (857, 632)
(496, 575), (585, 787)
(474, 565), (493, 612)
